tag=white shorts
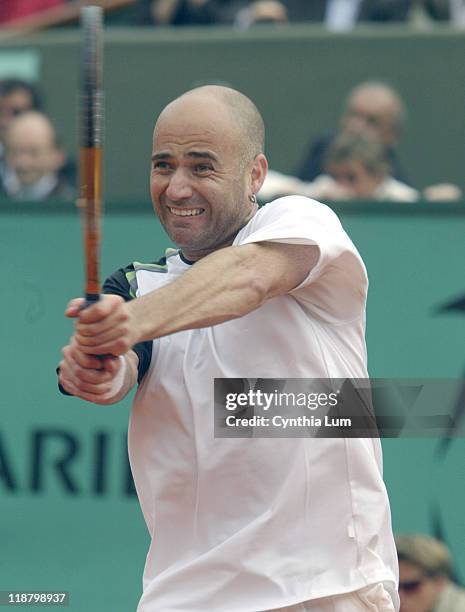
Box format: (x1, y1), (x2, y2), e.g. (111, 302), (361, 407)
(268, 582), (398, 612)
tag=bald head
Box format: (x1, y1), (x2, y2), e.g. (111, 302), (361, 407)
(157, 86), (265, 166)
(342, 81), (405, 145)
(7, 110), (57, 146)
(5, 111), (64, 186)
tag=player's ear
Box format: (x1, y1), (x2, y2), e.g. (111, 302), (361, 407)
(250, 153), (268, 196)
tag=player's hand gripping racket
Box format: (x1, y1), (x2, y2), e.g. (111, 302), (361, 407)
(79, 5), (104, 309)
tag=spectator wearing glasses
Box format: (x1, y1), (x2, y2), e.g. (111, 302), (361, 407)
(297, 81), (410, 186)
(396, 534), (465, 612)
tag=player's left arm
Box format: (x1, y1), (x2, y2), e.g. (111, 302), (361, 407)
(69, 241), (319, 356)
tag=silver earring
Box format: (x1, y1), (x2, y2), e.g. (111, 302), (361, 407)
(249, 194), (257, 204)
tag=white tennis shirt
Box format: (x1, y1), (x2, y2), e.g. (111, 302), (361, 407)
(129, 196), (399, 611)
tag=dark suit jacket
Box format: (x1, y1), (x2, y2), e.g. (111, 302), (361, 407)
(0, 174), (75, 201)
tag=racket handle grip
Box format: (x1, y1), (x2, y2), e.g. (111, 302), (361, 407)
(79, 293), (111, 360)
(82, 292), (100, 309)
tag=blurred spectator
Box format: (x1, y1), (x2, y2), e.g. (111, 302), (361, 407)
(150, 0), (218, 25)
(409, 0), (465, 26)
(149, 0), (411, 26)
(447, 0), (465, 26)
(324, 0), (412, 30)
(259, 133), (419, 202)
(0, 79), (42, 185)
(396, 534), (465, 612)
(317, 132), (418, 200)
(0, 78), (77, 195)
(0, 0), (65, 25)
(0, 79), (41, 139)
(297, 81), (409, 185)
(234, 1), (288, 28)
(212, 0), (248, 23)
(215, 0), (412, 25)
(1, 111), (74, 201)
(149, 0), (320, 28)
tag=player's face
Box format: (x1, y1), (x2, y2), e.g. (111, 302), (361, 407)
(150, 98), (258, 261)
(398, 561), (445, 612)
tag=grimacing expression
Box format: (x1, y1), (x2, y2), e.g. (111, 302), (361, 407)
(150, 97), (260, 260)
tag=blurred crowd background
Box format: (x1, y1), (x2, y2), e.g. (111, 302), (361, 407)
(0, 0), (464, 204)
(1, 0), (465, 29)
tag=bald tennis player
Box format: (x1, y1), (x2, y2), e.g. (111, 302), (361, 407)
(59, 86), (399, 611)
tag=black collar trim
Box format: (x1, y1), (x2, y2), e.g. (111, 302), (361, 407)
(179, 251), (196, 266)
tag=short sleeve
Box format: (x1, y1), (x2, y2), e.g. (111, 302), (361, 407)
(236, 196), (368, 323)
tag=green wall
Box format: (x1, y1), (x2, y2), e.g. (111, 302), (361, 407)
(1, 201), (464, 609)
(0, 25), (464, 201)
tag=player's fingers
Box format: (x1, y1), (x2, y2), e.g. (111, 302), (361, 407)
(64, 341), (104, 370)
(61, 356), (112, 384)
(100, 355), (122, 376)
(59, 363), (113, 394)
(76, 334), (133, 356)
(58, 369), (75, 395)
(78, 294), (125, 324)
(65, 298), (86, 318)
(72, 379), (113, 395)
(75, 304), (129, 337)
(60, 346), (114, 387)
(75, 324), (131, 348)
(60, 352), (110, 383)
(58, 375), (115, 404)
(75, 338), (132, 357)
